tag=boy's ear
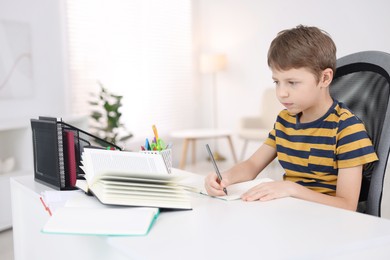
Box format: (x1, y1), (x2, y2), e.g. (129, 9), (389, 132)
(321, 68), (333, 86)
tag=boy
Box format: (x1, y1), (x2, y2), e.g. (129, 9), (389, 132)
(205, 25), (378, 211)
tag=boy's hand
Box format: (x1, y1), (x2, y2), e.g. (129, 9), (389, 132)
(204, 172), (229, 196)
(241, 181), (296, 201)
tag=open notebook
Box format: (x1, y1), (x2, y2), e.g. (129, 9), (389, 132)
(42, 192), (159, 236)
(208, 178), (273, 200)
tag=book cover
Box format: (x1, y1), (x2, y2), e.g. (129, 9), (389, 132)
(31, 118), (65, 190)
(64, 130), (77, 187)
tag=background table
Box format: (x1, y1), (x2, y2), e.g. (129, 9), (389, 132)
(171, 128), (238, 169)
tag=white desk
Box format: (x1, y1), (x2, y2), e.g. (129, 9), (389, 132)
(171, 129), (238, 169)
(11, 171), (390, 260)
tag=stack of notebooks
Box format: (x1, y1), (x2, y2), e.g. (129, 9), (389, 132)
(76, 148), (192, 210)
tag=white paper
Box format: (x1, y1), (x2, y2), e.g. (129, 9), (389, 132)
(201, 178), (274, 201)
(42, 193), (159, 236)
(81, 148), (169, 185)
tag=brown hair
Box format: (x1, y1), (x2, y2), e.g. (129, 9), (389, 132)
(267, 25), (337, 82)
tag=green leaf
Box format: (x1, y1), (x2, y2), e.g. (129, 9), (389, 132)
(91, 111), (102, 120)
(89, 82), (133, 145)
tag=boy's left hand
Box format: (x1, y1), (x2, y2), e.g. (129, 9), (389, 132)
(241, 181), (296, 201)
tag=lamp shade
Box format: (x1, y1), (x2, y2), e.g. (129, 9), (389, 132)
(200, 54), (227, 73)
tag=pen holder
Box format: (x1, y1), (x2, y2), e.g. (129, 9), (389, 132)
(139, 149), (172, 173)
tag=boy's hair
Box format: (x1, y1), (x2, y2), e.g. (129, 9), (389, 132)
(267, 25), (337, 82)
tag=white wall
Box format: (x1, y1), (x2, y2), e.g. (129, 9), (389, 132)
(195, 0), (390, 157)
(0, 0), (69, 121)
(2, 0), (390, 157)
(2, 0), (390, 147)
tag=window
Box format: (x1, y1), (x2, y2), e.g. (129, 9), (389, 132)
(65, 0), (196, 141)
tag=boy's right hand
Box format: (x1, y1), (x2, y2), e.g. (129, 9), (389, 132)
(204, 172), (229, 196)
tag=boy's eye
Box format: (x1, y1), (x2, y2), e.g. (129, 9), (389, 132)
(288, 81), (297, 86)
(273, 80), (279, 86)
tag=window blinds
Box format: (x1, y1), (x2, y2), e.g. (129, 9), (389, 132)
(65, 0), (196, 139)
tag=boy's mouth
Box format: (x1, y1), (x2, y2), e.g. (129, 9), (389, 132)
(282, 102), (293, 109)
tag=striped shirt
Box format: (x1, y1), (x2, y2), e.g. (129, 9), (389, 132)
(264, 100), (378, 195)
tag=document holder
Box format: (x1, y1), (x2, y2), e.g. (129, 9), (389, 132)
(30, 116), (121, 190)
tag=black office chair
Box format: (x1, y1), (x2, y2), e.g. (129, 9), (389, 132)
(330, 51), (390, 217)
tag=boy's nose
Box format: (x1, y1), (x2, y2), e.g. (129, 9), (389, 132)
(276, 85), (289, 98)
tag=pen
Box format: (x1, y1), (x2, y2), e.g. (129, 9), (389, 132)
(152, 125), (160, 150)
(205, 144), (228, 195)
(152, 124), (159, 140)
(39, 197), (52, 216)
(145, 138), (150, 150)
(158, 138), (165, 151)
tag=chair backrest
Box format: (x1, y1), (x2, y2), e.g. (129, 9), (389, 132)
(330, 51), (390, 216)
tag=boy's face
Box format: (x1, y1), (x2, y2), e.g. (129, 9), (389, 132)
(271, 67), (328, 117)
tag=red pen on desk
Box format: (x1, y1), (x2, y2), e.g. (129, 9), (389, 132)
(39, 197), (52, 216)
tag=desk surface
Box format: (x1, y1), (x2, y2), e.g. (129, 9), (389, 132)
(11, 171), (390, 260)
(110, 170), (390, 259)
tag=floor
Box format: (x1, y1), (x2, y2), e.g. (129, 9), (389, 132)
(0, 227), (13, 260)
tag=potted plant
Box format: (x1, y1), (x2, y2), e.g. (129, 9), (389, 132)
(89, 82), (133, 147)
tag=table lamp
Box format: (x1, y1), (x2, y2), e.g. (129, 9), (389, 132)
(200, 53), (227, 160)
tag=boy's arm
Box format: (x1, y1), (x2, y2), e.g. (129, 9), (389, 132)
(204, 143), (277, 196)
(224, 143), (277, 183)
(242, 165), (362, 211)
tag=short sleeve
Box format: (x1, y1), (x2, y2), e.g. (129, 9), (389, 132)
(336, 116), (378, 168)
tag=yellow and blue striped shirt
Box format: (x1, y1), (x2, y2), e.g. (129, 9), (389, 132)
(265, 100), (378, 195)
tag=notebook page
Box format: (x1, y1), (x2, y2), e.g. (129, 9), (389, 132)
(42, 192), (159, 236)
(81, 148), (168, 184)
(201, 178), (274, 201)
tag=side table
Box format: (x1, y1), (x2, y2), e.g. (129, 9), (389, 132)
(171, 129), (238, 169)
